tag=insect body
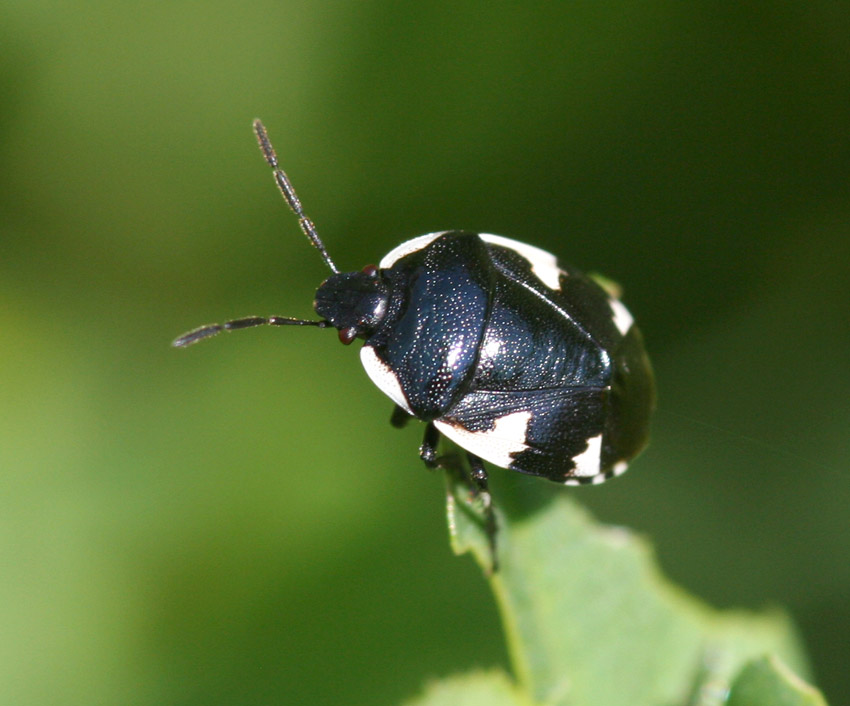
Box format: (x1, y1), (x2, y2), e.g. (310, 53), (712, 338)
(175, 121), (655, 562)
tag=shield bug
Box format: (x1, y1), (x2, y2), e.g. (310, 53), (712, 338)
(174, 120), (655, 567)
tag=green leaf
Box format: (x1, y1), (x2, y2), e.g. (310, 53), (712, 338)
(727, 656), (827, 706)
(442, 471), (819, 706)
(403, 670), (531, 706)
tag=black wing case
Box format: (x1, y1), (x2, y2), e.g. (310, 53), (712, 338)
(438, 385), (613, 481)
(438, 240), (652, 481)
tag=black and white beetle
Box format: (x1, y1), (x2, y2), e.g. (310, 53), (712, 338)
(175, 121), (655, 562)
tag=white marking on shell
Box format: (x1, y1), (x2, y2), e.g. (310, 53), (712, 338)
(479, 233), (563, 291)
(562, 458), (630, 486)
(360, 345), (413, 415)
(609, 299), (634, 336)
(571, 433), (602, 477)
(380, 232), (564, 292)
(434, 410), (532, 470)
(379, 232), (448, 269)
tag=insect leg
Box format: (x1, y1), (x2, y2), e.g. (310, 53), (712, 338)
(418, 424), (500, 571)
(465, 452), (498, 572)
(390, 405), (411, 429)
(419, 422), (441, 468)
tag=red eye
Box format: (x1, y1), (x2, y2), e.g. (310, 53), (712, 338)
(338, 327), (357, 345)
(362, 264), (378, 277)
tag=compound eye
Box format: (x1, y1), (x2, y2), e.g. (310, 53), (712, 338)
(338, 327), (357, 345)
(362, 264), (379, 277)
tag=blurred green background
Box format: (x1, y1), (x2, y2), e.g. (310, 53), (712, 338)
(1, 2), (848, 704)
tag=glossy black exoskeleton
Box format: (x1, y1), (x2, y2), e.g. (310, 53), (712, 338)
(174, 120), (655, 568)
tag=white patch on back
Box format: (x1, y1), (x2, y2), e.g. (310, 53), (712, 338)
(612, 460), (629, 477)
(479, 233), (563, 291)
(380, 232), (563, 293)
(360, 345), (413, 415)
(571, 433), (602, 477)
(562, 458), (630, 486)
(609, 299), (634, 336)
(435, 410), (532, 470)
(379, 232), (448, 269)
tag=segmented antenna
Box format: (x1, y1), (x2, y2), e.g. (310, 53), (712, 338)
(172, 316), (330, 348)
(253, 119), (338, 273)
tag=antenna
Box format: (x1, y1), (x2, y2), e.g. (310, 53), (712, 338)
(172, 121), (338, 349)
(253, 119), (338, 273)
(172, 316), (330, 348)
